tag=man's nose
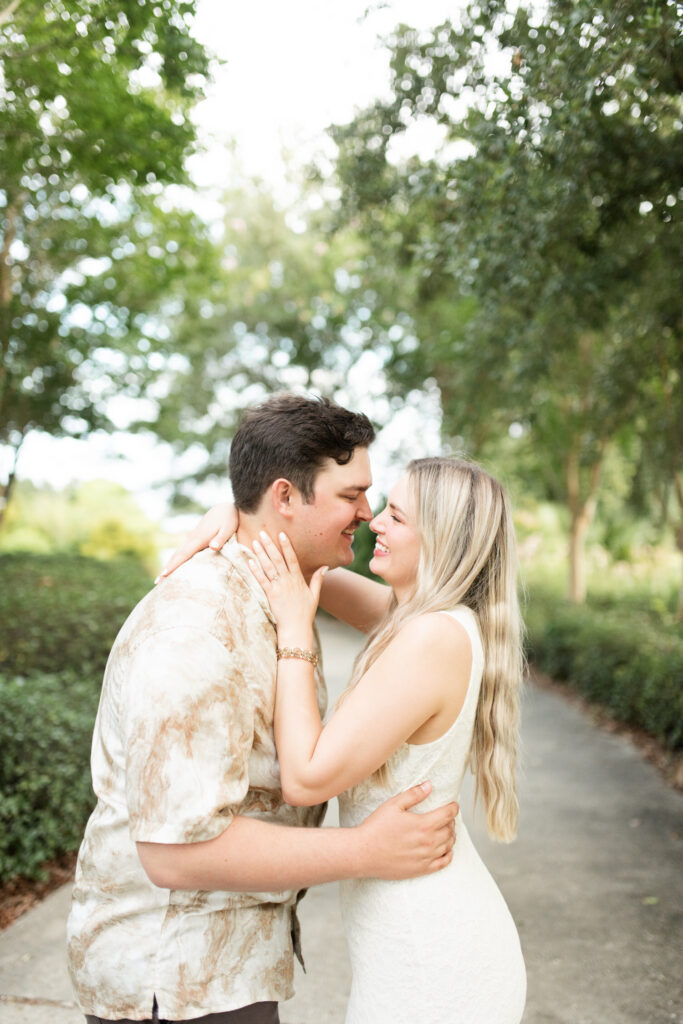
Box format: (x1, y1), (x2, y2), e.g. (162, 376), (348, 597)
(356, 494), (373, 521)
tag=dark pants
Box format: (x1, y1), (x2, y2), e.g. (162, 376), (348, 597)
(85, 1001), (280, 1024)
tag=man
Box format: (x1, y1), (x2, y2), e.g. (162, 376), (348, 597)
(67, 394), (457, 1024)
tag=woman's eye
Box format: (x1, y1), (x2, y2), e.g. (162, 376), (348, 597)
(391, 514), (401, 523)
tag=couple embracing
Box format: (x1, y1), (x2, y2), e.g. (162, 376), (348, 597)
(67, 393), (526, 1024)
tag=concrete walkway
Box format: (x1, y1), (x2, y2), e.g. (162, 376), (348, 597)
(1, 618), (681, 1023)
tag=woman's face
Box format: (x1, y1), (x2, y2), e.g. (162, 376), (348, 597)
(368, 474), (421, 600)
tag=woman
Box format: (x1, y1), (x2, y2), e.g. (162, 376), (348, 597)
(162, 456), (526, 1024)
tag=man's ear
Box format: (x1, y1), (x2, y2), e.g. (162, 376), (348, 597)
(269, 478), (298, 519)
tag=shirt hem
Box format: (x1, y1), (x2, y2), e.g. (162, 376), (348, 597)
(77, 982), (296, 1021)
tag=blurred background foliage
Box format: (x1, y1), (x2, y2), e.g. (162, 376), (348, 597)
(0, 479), (161, 571)
(0, 0), (681, 882)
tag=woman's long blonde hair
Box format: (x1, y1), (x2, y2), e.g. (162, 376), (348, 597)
(347, 456), (525, 842)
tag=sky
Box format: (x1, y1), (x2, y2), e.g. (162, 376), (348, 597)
(12, 0), (465, 522)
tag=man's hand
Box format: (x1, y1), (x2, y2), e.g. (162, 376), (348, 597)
(356, 781), (458, 880)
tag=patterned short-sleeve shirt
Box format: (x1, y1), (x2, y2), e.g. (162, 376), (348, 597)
(66, 539), (327, 1021)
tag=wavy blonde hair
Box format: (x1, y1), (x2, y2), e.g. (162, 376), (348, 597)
(346, 456), (525, 842)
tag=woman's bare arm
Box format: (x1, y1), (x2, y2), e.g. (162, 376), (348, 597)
(248, 531), (472, 808)
(274, 613), (472, 806)
(318, 568), (392, 633)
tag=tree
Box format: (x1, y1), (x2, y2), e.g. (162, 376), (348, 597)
(0, 0), (214, 521)
(329, 0), (683, 601)
(622, 273), (683, 618)
(150, 182), (390, 503)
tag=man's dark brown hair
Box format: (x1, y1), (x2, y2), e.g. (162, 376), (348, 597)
(229, 393), (375, 512)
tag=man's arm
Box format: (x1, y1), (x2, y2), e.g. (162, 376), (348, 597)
(137, 782), (457, 891)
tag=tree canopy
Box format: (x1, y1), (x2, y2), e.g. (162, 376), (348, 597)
(328, 0), (683, 601)
(0, 0), (215, 516)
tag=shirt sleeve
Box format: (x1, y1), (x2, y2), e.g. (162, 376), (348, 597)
(122, 626), (254, 844)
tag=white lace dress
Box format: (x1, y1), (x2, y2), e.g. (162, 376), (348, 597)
(338, 606), (526, 1024)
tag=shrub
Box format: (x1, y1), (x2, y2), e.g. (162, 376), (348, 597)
(0, 552), (151, 677)
(526, 589), (683, 750)
(0, 671), (100, 882)
(0, 552), (151, 883)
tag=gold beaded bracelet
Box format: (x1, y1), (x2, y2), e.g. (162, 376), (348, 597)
(276, 646), (319, 668)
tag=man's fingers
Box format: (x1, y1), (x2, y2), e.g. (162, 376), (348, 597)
(421, 801), (459, 829)
(425, 822), (455, 858)
(397, 781), (432, 811)
(435, 821), (455, 844)
(433, 838), (453, 860)
(426, 849), (454, 874)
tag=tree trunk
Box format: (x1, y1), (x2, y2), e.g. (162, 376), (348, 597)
(568, 507), (591, 603)
(0, 435), (23, 530)
(0, 197), (21, 426)
(674, 471), (683, 623)
(0, 0), (22, 30)
(565, 445), (602, 604)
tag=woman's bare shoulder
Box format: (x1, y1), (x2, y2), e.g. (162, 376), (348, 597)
(389, 610), (472, 659)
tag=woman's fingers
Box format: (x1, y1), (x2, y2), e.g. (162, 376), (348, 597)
(257, 530), (289, 574)
(155, 502), (237, 582)
(208, 526), (230, 550)
(248, 556), (270, 591)
(278, 531), (302, 575)
(309, 564), (329, 604)
(156, 537), (197, 581)
(251, 539), (280, 581)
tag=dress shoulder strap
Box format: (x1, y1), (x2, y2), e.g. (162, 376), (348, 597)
(438, 605), (484, 666)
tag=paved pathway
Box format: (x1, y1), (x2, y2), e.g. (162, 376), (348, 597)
(0, 618), (681, 1023)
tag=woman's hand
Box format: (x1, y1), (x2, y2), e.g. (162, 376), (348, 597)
(155, 502), (238, 583)
(249, 531), (327, 641)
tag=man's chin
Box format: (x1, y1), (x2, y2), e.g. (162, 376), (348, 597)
(326, 548), (354, 570)
(339, 545), (356, 567)
(313, 538), (356, 571)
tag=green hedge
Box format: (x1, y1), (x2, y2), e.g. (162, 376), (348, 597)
(0, 671), (100, 882)
(526, 590), (683, 751)
(0, 553), (151, 883)
(0, 552), (151, 677)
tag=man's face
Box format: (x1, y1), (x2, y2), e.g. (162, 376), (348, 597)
(287, 447), (373, 576)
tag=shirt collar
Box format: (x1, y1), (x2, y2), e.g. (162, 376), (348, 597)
(217, 536), (276, 625)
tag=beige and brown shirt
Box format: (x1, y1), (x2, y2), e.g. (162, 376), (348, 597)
(67, 540), (327, 1021)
